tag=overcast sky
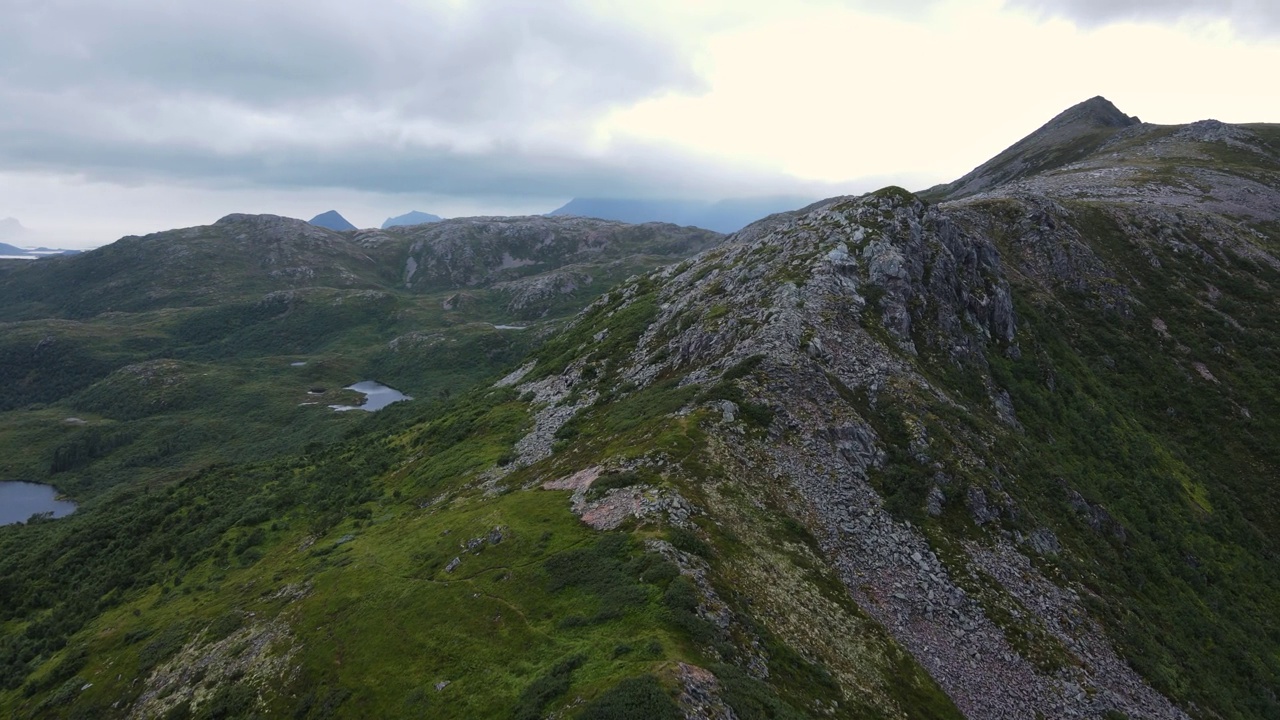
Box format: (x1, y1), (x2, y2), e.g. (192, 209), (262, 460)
(2, 0), (1278, 248)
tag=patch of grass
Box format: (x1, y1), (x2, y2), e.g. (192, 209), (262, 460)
(585, 471), (647, 500)
(511, 654), (586, 720)
(667, 527), (711, 559)
(137, 623), (191, 673)
(575, 675), (681, 720)
(203, 612), (244, 644)
(545, 533), (650, 610)
(710, 663), (807, 720)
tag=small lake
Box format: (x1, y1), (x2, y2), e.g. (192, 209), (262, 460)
(330, 381), (412, 412)
(0, 482), (78, 526)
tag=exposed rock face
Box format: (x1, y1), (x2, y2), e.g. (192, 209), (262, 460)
(129, 605), (305, 720)
(388, 215), (721, 292)
(541, 183), (1216, 718)
(936, 100), (1280, 225)
(491, 265), (595, 317)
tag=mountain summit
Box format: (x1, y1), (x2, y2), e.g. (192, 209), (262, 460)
(1041, 95), (1140, 131)
(308, 210), (357, 231)
(924, 96), (1142, 201)
(382, 211), (442, 229)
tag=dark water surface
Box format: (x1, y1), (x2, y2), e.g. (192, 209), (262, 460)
(0, 481), (78, 526)
(329, 381), (412, 412)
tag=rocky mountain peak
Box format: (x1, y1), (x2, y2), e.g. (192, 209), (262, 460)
(1042, 95), (1140, 132)
(924, 96), (1146, 202)
(308, 210), (357, 231)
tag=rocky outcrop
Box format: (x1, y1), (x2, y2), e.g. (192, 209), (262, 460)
(387, 216), (721, 292)
(538, 186), (1197, 718)
(491, 265), (595, 317)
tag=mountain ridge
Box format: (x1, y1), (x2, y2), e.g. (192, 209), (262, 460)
(382, 210), (443, 228)
(548, 195), (815, 233)
(1, 99), (1278, 719)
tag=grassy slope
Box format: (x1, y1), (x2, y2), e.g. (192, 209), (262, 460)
(5, 220), (968, 718)
(877, 198), (1280, 718)
(0, 365), (961, 719)
(997, 205), (1280, 718)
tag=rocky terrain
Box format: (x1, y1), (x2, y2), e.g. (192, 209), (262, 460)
(387, 215), (721, 292)
(487, 98), (1280, 717)
(0, 213), (720, 321)
(1, 99), (1277, 719)
(502, 190), (1191, 718)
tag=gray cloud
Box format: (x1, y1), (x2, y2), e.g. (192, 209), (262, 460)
(2, 0), (699, 122)
(0, 0), (822, 201)
(0, 123), (822, 200)
(1005, 0), (1280, 36)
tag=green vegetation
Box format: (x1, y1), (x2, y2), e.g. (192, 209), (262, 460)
(575, 675), (681, 720)
(820, 191), (1280, 718)
(0, 358), (941, 718)
(1, 212), (955, 719)
(7, 117), (1280, 719)
(511, 653), (585, 720)
(979, 220), (1280, 717)
(4, 214), (833, 718)
(879, 201), (1280, 718)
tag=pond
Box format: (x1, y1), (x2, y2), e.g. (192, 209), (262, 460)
(329, 381), (412, 412)
(0, 481), (78, 526)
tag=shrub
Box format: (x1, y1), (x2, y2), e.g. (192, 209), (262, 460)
(575, 675), (681, 720)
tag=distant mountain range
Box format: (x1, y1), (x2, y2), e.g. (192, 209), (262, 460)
(308, 210), (357, 231)
(547, 196), (814, 233)
(382, 211), (442, 229)
(0, 242), (81, 258)
(307, 200), (813, 237)
(0, 218), (81, 258)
